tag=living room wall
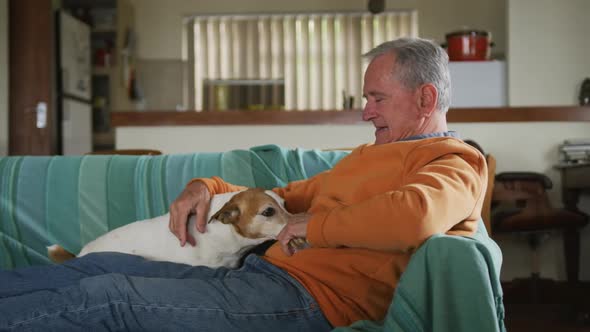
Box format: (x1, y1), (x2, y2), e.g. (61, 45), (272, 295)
(133, 0), (506, 60)
(508, 0), (590, 106)
(0, 0), (8, 156)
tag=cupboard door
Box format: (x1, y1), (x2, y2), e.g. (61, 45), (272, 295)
(9, 0), (56, 155)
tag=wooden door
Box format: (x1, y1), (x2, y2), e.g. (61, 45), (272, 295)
(9, 0), (57, 155)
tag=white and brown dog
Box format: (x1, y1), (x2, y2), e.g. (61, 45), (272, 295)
(47, 188), (290, 268)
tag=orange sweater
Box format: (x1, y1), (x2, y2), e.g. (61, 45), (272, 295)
(196, 137), (487, 327)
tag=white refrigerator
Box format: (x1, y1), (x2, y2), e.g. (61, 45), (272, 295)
(56, 10), (92, 155)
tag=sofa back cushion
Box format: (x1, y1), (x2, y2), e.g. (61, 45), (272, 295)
(0, 145), (348, 269)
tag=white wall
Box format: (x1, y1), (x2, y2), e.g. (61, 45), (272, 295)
(508, 0), (590, 106)
(0, 0), (8, 156)
(116, 124), (373, 153)
(133, 0), (506, 60)
(500, 0), (590, 280)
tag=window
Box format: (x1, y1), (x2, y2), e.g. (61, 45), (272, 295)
(186, 11), (418, 111)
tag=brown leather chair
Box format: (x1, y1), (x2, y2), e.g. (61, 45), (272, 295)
(491, 171), (588, 298)
(464, 139), (588, 283)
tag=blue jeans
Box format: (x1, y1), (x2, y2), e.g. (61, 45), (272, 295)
(0, 253), (332, 331)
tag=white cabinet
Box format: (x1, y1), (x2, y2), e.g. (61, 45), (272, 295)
(449, 61), (507, 108)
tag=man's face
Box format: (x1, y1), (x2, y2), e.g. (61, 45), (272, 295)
(362, 53), (421, 145)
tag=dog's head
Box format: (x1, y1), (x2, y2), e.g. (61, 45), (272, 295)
(209, 188), (289, 239)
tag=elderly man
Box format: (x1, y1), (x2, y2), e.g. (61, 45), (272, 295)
(0, 38), (487, 331)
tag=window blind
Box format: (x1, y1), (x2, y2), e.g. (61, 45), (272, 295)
(189, 11), (418, 111)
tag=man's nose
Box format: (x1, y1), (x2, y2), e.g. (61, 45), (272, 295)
(362, 103), (375, 121)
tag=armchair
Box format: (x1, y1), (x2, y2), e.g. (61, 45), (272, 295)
(491, 171), (588, 296)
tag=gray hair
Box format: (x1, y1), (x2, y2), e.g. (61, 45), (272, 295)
(363, 38), (451, 113)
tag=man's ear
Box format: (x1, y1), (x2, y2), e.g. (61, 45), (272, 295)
(210, 203), (240, 224)
(416, 83), (438, 117)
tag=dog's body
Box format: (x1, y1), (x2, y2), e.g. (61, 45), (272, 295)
(48, 189), (290, 268)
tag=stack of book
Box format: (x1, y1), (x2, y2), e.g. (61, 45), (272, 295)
(560, 138), (590, 164)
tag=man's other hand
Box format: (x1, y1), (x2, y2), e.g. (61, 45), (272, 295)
(169, 181), (211, 247)
(277, 213), (311, 256)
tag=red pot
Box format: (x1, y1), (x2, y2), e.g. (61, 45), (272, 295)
(443, 30), (494, 61)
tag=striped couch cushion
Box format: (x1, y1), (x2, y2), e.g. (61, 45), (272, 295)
(0, 145), (348, 270)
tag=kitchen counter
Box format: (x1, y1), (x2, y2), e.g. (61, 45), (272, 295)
(111, 106), (590, 127)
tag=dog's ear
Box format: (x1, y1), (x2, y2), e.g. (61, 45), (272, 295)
(210, 203), (241, 224)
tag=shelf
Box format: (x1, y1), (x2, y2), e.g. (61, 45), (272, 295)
(110, 106), (590, 127)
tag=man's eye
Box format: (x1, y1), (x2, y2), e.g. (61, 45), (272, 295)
(261, 207), (275, 217)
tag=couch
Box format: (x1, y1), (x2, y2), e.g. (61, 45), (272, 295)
(0, 144), (506, 331)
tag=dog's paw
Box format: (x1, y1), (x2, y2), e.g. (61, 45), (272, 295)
(287, 237), (310, 254)
(47, 244), (76, 264)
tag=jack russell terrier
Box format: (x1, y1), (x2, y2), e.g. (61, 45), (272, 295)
(47, 188), (291, 268)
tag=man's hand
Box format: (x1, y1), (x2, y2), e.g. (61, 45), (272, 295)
(277, 213), (311, 256)
(169, 181), (211, 247)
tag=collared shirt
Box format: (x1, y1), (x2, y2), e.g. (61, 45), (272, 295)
(399, 131), (460, 142)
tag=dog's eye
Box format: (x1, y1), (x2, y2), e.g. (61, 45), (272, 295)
(261, 207), (275, 217)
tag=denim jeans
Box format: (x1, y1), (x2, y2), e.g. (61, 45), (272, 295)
(0, 253), (332, 332)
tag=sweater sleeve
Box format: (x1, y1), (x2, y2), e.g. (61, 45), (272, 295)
(272, 171), (328, 214)
(306, 145), (487, 252)
(188, 171), (328, 214)
(187, 176), (247, 195)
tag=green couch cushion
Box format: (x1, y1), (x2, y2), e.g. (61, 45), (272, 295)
(0, 145), (348, 269)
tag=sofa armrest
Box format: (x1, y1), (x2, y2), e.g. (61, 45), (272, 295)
(334, 220), (505, 332)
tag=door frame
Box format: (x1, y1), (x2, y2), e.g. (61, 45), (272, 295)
(9, 0), (57, 155)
